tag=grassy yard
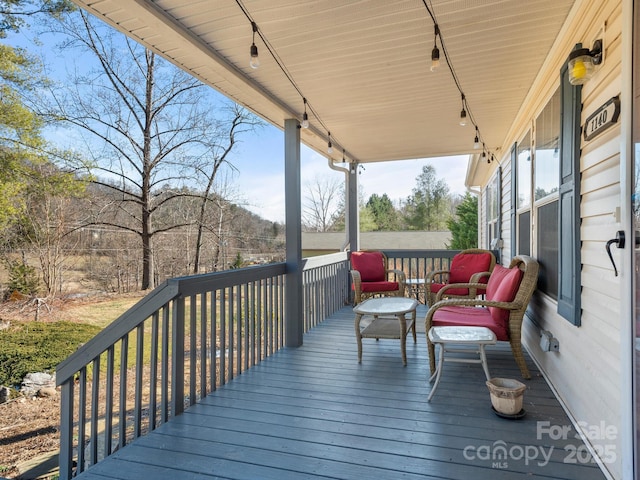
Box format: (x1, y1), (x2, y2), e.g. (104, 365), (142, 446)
(0, 293), (145, 388)
(0, 293), (146, 479)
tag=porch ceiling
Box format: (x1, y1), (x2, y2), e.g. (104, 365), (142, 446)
(71, 0), (576, 165)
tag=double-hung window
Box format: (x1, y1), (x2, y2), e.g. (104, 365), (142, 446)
(486, 172), (501, 249)
(516, 131), (532, 256)
(534, 88), (561, 299)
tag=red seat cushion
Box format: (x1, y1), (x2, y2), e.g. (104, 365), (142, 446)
(448, 252), (493, 284)
(430, 283), (474, 297)
(359, 281), (399, 293)
(432, 305), (509, 341)
(485, 265), (523, 332)
(351, 251), (385, 282)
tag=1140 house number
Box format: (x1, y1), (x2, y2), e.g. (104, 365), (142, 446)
(583, 96), (620, 142)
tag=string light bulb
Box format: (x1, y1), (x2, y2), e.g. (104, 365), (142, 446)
(473, 127), (480, 149)
(249, 21), (260, 69)
(301, 98), (309, 128)
(459, 94), (467, 126)
(430, 24), (440, 72)
(327, 132), (333, 154)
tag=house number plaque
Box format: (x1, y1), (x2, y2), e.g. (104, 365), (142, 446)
(583, 96), (620, 141)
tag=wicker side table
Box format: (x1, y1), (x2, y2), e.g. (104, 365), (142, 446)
(353, 297), (418, 366)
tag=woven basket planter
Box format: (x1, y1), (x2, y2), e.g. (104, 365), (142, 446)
(486, 378), (526, 415)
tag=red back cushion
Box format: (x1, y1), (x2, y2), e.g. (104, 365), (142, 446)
(448, 252), (493, 284)
(486, 265), (524, 331)
(351, 251), (385, 282)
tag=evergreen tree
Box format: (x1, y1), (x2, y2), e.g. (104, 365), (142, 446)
(447, 193), (478, 249)
(0, 1), (75, 231)
(366, 193), (399, 231)
(403, 165), (451, 230)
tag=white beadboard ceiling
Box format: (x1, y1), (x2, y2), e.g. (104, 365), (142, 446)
(71, 0), (576, 166)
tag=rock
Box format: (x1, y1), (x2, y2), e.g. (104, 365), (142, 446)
(0, 385), (11, 403)
(37, 386), (57, 397)
(21, 372), (56, 398)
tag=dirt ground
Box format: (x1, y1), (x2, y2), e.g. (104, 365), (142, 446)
(0, 395), (60, 479)
(0, 293), (144, 479)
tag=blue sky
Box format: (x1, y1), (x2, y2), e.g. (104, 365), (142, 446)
(7, 16), (470, 224)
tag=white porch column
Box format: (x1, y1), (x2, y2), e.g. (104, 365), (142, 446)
(284, 118), (303, 347)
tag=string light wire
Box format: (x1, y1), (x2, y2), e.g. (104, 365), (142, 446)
(423, 0), (494, 161)
(234, 0), (345, 158)
(236, 0), (492, 163)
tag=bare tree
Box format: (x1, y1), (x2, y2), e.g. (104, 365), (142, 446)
(192, 105), (260, 274)
(41, 11), (257, 289)
(303, 175), (343, 232)
(19, 162), (87, 298)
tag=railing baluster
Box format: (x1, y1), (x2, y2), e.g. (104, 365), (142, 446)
(243, 283), (249, 372)
(171, 297), (185, 417)
(267, 277), (273, 354)
(90, 356), (100, 466)
(189, 296), (197, 406)
(211, 290), (217, 391)
(77, 367), (86, 473)
(149, 312), (159, 431)
(200, 292), (208, 399)
(105, 346), (114, 458)
(135, 323), (144, 436)
(119, 334), (128, 448)
(59, 378), (74, 480)
(278, 275), (283, 349)
(220, 288), (226, 385)
(236, 285), (242, 376)
(161, 305), (170, 424)
(257, 280), (263, 363)
(248, 282), (255, 367)
(229, 286), (235, 380)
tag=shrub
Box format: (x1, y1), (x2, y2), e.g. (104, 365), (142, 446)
(3, 258), (40, 299)
(0, 321), (101, 386)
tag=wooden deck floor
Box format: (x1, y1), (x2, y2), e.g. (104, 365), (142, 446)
(75, 305), (607, 480)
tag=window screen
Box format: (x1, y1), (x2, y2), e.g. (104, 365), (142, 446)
(537, 200), (559, 299)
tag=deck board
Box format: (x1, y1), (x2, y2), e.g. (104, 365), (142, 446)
(74, 305), (607, 479)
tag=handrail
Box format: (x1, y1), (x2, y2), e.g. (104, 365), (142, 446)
(57, 264), (286, 383)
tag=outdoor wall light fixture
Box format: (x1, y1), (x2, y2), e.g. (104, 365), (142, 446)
(249, 21), (260, 69)
(567, 39), (603, 85)
(301, 98), (309, 128)
(430, 24), (440, 72)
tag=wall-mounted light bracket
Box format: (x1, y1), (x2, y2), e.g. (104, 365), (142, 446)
(567, 39), (602, 85)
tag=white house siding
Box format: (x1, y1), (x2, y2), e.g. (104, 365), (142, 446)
(501, 161), (514, 262)
(479, 189), (488, 249)
(481, 1), (625, 478)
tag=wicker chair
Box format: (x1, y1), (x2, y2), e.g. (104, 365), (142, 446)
(425, 248), (496, 306)
(425, 255), (539, 379)
(350, 251), (406, 305)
